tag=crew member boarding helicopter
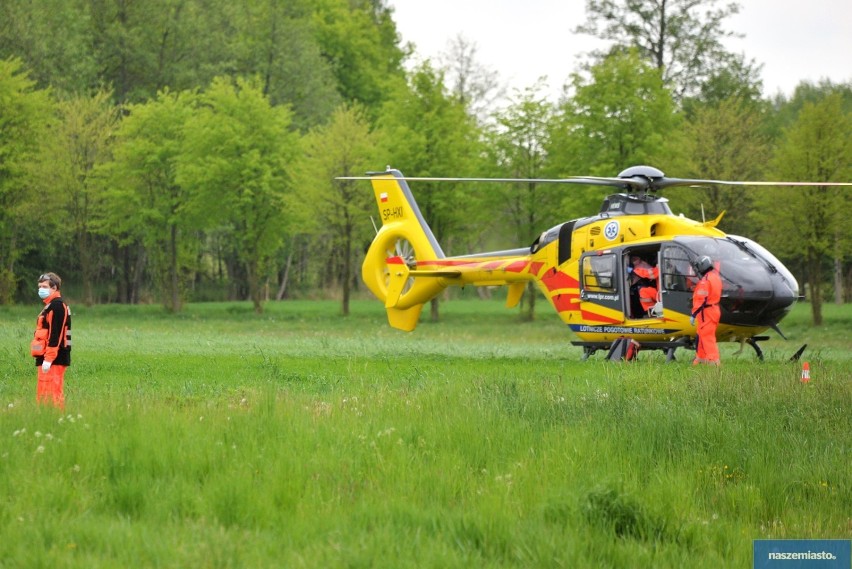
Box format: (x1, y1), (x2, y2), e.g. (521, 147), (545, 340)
(347, 166), (849, 361)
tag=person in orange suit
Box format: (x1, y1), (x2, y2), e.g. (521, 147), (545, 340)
(629, 255), (659, 317)
(638, 285), (658, 314)
(690, 256), (721, 365)
(32, 272), (72, 409)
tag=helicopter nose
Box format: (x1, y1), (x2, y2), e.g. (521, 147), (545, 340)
(761, 273), (799, 325)
(719, 261), (798, 328)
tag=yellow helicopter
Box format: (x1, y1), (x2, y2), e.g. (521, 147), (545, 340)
(349, 166), (848, 361)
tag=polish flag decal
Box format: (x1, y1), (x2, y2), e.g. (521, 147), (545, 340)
(380, 192), (388, 203)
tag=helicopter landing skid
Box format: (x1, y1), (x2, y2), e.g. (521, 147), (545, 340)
(745, 336), (769, 361)
(573, 339), (692, 362)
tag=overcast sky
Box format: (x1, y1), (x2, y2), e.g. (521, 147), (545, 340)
(388, 0), (852, 102)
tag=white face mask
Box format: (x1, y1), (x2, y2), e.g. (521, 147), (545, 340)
(38, 288), (51, 300)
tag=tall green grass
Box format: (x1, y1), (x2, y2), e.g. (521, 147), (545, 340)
(0, 300), (849, 567)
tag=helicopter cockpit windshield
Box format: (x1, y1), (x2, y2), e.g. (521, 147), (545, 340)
(726, 235), (799, 297)
(658, 235), (800, 325)
(672, 236), (772, 295)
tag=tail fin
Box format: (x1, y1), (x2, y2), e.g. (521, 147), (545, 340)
(362, 169), (446, 331)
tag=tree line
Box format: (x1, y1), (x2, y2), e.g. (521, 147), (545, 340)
(0, 0), (849, 324)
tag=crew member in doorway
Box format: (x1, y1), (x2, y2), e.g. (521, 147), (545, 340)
(690, 256), (721, 366)
(628, 255), (658, 317)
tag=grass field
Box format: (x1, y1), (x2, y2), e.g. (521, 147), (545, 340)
(1, 299), (850, 568)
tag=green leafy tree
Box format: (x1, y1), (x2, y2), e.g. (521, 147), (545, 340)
(229, 0), (341, 130)
(88, 0), (177, 102)
(96, 88), (199, 311)
(376, 62), (482, 320)
(757, 93), (851, 324)
(765, 80), (852, 140)
(0, 0), (98, 94)
(178, 77), (299, 313)
(292, 104), (377, 315)
(312, 0), (406, 110)
(668, 97), (770, 236)
(549, 50), (679, 188)
(575, 0), (758, 101)
(486, 81), (559, 320)
(684, 56), (764, 115)
(39, 89), (122, 306)
(0, 58), (53, 303)
(87, 0), (243, 103)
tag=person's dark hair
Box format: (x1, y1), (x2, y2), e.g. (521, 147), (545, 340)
(38, 272), (62, 289)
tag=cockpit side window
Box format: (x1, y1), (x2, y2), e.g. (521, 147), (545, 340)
(661, 246), (697, 292)
(582, 254), (616, 292)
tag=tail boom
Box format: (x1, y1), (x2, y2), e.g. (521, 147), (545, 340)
(362, 169), (546, 331)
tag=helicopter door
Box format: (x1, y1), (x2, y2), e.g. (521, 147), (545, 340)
(625, 248), (662, 319)
(579, 252), (624, 323)
(659, 244), (697, 316)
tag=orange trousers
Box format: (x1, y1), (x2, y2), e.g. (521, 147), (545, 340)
(37, 365), (66, 410)
(693, 306), (721, 365)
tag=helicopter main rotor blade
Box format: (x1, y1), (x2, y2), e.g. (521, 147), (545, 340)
(337, 175), (648, 190)
(337, 174), (852, 190)
(338, 175), (612, 184)
(566, 176), (650, 190)
(655, 178), (852, 189)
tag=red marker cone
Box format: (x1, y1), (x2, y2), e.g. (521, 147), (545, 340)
(800, 361), (810, 383)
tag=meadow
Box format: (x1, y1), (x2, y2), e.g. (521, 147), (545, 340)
(0, 298), (849, 568)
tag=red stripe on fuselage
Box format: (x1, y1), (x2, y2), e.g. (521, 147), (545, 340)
(551, 294), (576, 312)
(421, 259), (524, 271)
(541, 270), (578, 292)
(580, 309), (620, 324)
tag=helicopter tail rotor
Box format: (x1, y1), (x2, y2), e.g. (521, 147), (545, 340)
(360, 169), (448, 331)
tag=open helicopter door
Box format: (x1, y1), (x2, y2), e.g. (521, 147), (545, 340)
(659, 244), (697, 316)
(624, 247), (663, 320)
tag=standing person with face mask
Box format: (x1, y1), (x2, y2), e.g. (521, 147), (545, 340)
(31, 272), (72, 409)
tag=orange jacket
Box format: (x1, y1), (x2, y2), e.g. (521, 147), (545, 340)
(692, 269), (722, 316)
(34, 291), (72, 366)
(632, 262), (658, 281)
